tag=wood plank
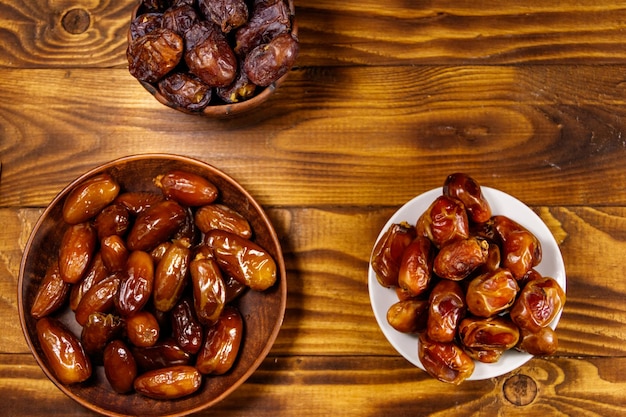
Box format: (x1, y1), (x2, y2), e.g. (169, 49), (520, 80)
(3, 207), (626, 357)
(3, 0), (626, 68)
(2, 66), (626, 208)
(1, 354), (625, 416)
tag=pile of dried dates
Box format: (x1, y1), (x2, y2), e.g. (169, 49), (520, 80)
(371, 173), (566, 384)
(31, 169), (278, 399)
(127, 0), (299, 111)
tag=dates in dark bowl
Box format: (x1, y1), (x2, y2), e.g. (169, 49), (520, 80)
(18, 154), (287, 416)
(127, 0), (298, 117)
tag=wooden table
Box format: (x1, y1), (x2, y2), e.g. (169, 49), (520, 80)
(1, 0), (626, 415)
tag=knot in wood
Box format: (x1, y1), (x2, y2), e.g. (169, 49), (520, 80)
(503, 374), (537, 406)
(62, 8), (91, 34)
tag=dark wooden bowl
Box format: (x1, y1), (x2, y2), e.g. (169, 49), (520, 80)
(129, 0), (297, 118)
(18, 154), (287, 416)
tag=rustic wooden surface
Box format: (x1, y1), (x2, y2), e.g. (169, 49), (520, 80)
(2, 0), (626, 415)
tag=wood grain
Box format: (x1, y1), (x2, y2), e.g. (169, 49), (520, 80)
(2, 65), (626, 208)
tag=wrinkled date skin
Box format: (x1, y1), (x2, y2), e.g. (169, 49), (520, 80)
(59, 222), (97, 284)
(116, 251), (155, 316)
(114, 191), (163, 215)
(466, 268), (519, 318)
(158, 72), (212, 112)
(31, 261), (70, 319)
(154, 170), (219, 207)
(127, 28), (184, 83)
(417, 195), (469, 248)
(418, 333), (475, 385)
(199, 0), (248, 33)
(216, 66), (256, 103)
(443, 173), (492, 224)
(129, 12), (163, 40)
(458, 316), (520, 351)
(196, 306), (243, 375)
(103, 340), (138, 394)
(154, 238), (192, 312)
(195, 203), (252, 238)
(234, 0), (292, 56)
(171, 297), (204, 354)
(62, 174), (121, 225)
(132, 339), (192, 372)
(94, 203), (130, 240)
(162, 4), (199, 36)
(134, 365), (202, 400)
(190, 256), (226, 325)
(397, 236), (434, 297)
(371, 222), (416, 288)
(386, 298), (429, 334)
(493, 215), (542, 279)
(510, 276), (565, 333)
(433, 237), (489, 281)
(75, 275), (121, 326)
(206, 230), (277, 291)
(36, 317), (92, 385)
(427, 280), (466, 343)
(184, 22), (238, 87)
(80, 312), (124, 360)
(244, 32), (299, 87)
(126, 311), (161, 347)
(127, 200), (187, 251)
(517, 326), (559, 355)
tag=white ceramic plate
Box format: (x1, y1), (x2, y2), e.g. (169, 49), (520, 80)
(368, 187), (566, 380)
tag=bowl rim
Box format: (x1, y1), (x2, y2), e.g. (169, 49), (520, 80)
(18, 153), (287, 416)
(368, 186), (567, 381)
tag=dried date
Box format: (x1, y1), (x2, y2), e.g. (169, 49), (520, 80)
(243, 32), (299, 87)
(127, 28), (184, 83)
(158, 72), (212, 111)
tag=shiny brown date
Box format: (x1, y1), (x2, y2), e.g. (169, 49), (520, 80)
(184, 22), (238, 87)
(427, 280), (466, 343)
(126, 200), (187, 252)
(62, 173), (120, 224)
(69, 253), (108, 311)
(416, 195), (469, 248)
(81, 312), (124, 360)
(127, 28), (184, 83)
(132, 339), (192, 372)
(126, 311), (160, 347)
(154, 170), (219, 207)
(100, 234), (129, 273)
(386, 298), (429, 334)
(153, 238), (192, 312)
(75, 275), (121, 326)
(443, 173), (492, 224)
(517, 326), (559, 355)
(134, 365), (202, 400)
(371, 222), (416, 288)
(103, 340), (138, 394)
(31, 261), (70, 319)
(36, 317), (92, 385)
(493, 215), (542, 279)
(433, 237), (489, 281)
(114, 191), (163, 215)
(466, 268), (519, 318)
(458, 316), (520, 351)
(397, 236), (433, 297)
(418, 333), (474, 385)
(195, 203), (252, 238)
(59, 222), (97, 284)
(190, 256), (226, 325)
(243, 32), (299, 87)
(206, 230), (277, 291)
(116, 251), (155, 316)
(94, 203), (130, 240)
(510, 276), (565, 333)
(171, 297), (204, 354)
(196, 306), (243, 375)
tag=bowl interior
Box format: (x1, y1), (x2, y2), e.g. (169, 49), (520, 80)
(368, 187), (566, 381)
(19, 154), (287, 416)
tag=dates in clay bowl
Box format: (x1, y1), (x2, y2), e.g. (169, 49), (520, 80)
(18, 154), (287, 416)
(368, 184), (566, 382)
(127, 0), (298, 118)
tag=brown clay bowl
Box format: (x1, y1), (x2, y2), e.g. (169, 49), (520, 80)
(18, 154), (287, 416)
(128, 0), (297, 118)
